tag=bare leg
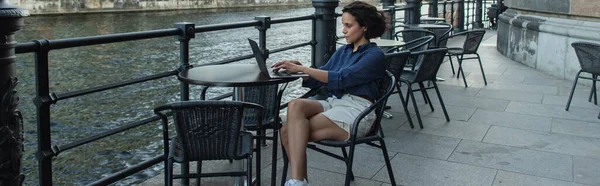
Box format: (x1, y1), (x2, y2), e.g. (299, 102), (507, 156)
(281, 99), (349, 181)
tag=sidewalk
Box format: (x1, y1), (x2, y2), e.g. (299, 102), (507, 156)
(143, 30), (600, 186)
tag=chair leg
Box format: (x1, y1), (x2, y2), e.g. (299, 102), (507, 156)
(196, 161), (202, 186)
(407, 84), (424, 129)
(432, 81), (450, 121)
(379, 139), (396, 186)
(255, 136), (261, 186)
(271, 129), (279, 186)
(566, 71), (582, 111)
(248, 155), (253, 186)
(476, 53), (487, 85)
(280, 145), (289, 186)
(590, 75), (598, 105)
(344, 146), (356, 186)
(167, 158), (174, 186)
(396, 85), (414, 128)
(182, 160), (190, 185)
(341, 147), (355, 181)
(448, 55), (456, 74)
(458, 54), (468, 87)
(419, 82), (434, 111)
(594, 75), (598, 105)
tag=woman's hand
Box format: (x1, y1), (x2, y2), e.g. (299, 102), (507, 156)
(272, 60), (305, 73)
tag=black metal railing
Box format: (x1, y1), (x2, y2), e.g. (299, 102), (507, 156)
(401, 0), (502, 31)
(15, 13), (319, 186)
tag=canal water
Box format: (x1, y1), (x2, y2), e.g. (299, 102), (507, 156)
(15, 6), (349, 185)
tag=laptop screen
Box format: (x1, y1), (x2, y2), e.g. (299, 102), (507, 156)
(248, 39), (270, 77)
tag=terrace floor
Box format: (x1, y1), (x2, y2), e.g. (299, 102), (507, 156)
(143, 30), (600, 186)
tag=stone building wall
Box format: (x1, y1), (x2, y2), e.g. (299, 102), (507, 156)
(498, 0), (600, 83)
(9, 0), (378, 14)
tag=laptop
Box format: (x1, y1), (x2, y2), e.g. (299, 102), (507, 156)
(248, 39), (309, 79)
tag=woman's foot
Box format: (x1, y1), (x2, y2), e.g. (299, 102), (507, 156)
(284, 179), (309, 186)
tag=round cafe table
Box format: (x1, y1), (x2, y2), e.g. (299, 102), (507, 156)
(178, 63), (297, 186)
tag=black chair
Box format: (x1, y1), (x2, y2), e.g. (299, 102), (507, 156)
(154, 100), (264, 186)
(429, 23), (453, 48)
(400, 48), (450, 129)
(280, 71), (398, 186)
(566, 41), (600, 111)
(201, 83), (288, 186)
(442, 29), (487, 87)
(383, 51), (415, 128)
(388, 29), (435, 72)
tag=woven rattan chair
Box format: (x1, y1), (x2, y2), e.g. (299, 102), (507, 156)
(400, 48), (450, 129)
(201, 83), (287, 186)
(442, 29), (487, 87)
(154, 100), (264, 186)
(566, 42), (600, 111)
(383, 51), (415, 128)
(280, 71), (398, 186)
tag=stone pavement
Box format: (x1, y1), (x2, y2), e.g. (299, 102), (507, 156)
(142, 30), (600, 186)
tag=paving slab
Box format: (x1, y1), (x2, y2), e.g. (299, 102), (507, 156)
(398, 117), (490, 141)
(467, 73), (526, 84)
(552, 118), (600, 139)
(474, 81), (559, 95)
(422, 93), (509, 111)
(475, 89), (544, 103)
(372, 153), (497, 186)
(483, 126), (600, 158)
(383, 130), (461, 160)
(543, 94), (600, 110)
(448, 140), (573, 181)
(468, 109), (552, 132)
(493, 170), (587, 186)
(305, 145), (390, 179)
(506, 101), (599, 122)
(574, 156), (600, 186)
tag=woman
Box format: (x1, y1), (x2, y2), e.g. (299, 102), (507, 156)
(272, 1), (387, 185)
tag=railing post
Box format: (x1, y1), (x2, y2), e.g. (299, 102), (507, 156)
(404, 0), (422, 24)
(255, 16), (271, 56)
(173, 22), (194, 186)
(174, 22), (195, 102)
(429, 0), (439, 17)
(381, 0), (395, 40)
(457, 0), (465, 31)
(0, 0), (29, 185)
(312, 0), (339, 68)
(475, 0), (483, 28)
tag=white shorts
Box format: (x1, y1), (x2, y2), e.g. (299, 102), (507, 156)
(317, 94), (376, 140)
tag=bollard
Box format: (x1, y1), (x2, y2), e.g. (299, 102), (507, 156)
(381, 0), (394, 40)
(405, 0), (422, 24)
(475, 0), (483, 28)
(429, 0), (438, 17)
(312, 0), (339, 68)
(0, 0), (29, 185)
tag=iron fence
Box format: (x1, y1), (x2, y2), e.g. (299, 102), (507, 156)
(15, 13), (319, 186)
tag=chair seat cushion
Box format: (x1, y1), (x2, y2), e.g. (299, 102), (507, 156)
(169, 132), (253, 162)
(447, 47), (464, 55)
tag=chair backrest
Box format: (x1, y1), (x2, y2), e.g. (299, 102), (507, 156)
(462, 29), (486, 54)
(429, 23), (453, 48)
(393, 29), (436, 51)
(154, 100), (263, 161)
(241, 84), (284, 125)
(571, 41), (600, 74)
(367, 71), (396, 137)
(384, 51), (411, 79)
(408, 48), (449, 82)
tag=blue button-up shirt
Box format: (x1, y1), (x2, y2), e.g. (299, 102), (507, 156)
(302, 42), (386, 100)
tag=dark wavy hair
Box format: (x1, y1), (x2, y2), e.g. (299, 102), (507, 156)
(342, 1), (387, 39)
